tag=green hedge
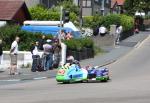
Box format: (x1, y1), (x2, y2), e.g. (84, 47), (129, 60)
(64, 37), (94, 51)
(83, 14), (134, 31)
(120, 14), (134, 31)
(29, 5), (60, 21)
(0, 25), (52, 51)
(83, 15), (103, 28)
(0, 25), (94, 51)
(103, 14), (121, 29)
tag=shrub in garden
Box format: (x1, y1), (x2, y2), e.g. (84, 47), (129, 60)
(103, 14), (121, 29)
(83, 16), (94, 28)
(80, 38), (94, 48)
(64, 37), (94, 51)
(83, 14), (134, 32)
(120, 14), (134, 31)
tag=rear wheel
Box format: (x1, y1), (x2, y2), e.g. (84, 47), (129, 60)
(101, 77), (109, 82)
(63, 81), (70, 84)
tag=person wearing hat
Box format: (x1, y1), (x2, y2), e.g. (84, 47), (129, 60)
(43, 39), (53, 70)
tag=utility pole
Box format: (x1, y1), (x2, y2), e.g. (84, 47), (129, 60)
(79, 0), (83, 29)
(60, 6), (63, 27)
(101, 0), (105, 16)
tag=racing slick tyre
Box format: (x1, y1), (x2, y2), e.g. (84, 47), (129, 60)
(63, 81), (70, 84)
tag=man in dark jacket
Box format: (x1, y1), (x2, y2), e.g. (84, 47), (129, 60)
(52, 39), (61, 68)
(0, 39), (3, 64)
(30, 41), (40, 72)
(38, 35), (46, 50)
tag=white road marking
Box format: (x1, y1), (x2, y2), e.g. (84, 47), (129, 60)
(33, 77), (47, 80)
(0, 79), (21, 82)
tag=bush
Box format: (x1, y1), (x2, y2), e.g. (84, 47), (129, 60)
(58, 0), (79, 15)
(64, 39), (76, 50)
(64, 37), (94, 51)
(80, 38), (94, 48)
(83, 16), (94, 28)
(103, 14), (121, 29)
(120, 14), (134, 31)
(0, 25), (53, 51)
(83, 14), (134, 31)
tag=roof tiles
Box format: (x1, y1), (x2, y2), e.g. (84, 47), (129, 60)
(0, 0), (24, 20)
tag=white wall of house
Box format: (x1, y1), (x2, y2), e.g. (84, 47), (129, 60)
(82, 8), (92, 16)
(73, 0), (79, 5)
(24, 0), (40, 8)
(0, 21), (6, 27)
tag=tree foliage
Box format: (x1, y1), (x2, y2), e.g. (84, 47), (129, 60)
(29, 0), (79, 22)
(124, 0), (150, 15)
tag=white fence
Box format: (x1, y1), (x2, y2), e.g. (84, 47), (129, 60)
(1, 51), (43, 69)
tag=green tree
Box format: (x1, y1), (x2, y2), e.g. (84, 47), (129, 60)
(124, 0), (150, 15)
(58, 0), (79, 15)
(29, 0), (79, 22)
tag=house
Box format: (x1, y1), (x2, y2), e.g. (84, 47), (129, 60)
(0, 0), (31, 25)
(111, 0), (125, 14)
(25, 0), (111, 16)
(25, 0), (41, 8)
(74, 0), (111, 16)
(25, 0), (59, 8)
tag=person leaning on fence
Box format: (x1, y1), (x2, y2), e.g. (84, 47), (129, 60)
(0, 39), (3, 65)
(43, 39), (53, 71)
(30, 41), (40, 72)
(38, 35), (46, 50)
(9, 36), (20, 75)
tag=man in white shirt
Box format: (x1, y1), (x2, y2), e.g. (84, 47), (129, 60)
(99, 25), (107, 37)
(10, 36), (20, 75)
(115, 24), (123, 45)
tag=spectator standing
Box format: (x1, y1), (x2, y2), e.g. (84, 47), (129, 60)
(43, 39), (53, 71)
(0, 39), (3, 65)
(99, 25), (107, 37)
(93, 26), (99, 36)
(10, 37), (20, 75)
(59, 30), (66, 40)
(65, 32), (73, 40)
(115, 24), (123, 45)
(38, 35), (46, 50)
(30, 41), (40, 72)
(52, 39), (61, 68)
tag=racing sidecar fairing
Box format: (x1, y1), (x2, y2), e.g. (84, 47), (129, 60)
(56, 64), (109, 83)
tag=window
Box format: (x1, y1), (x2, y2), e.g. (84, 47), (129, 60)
(82, 0), (92, 7)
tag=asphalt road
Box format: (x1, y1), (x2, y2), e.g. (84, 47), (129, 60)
(0, 36), (150, 103)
